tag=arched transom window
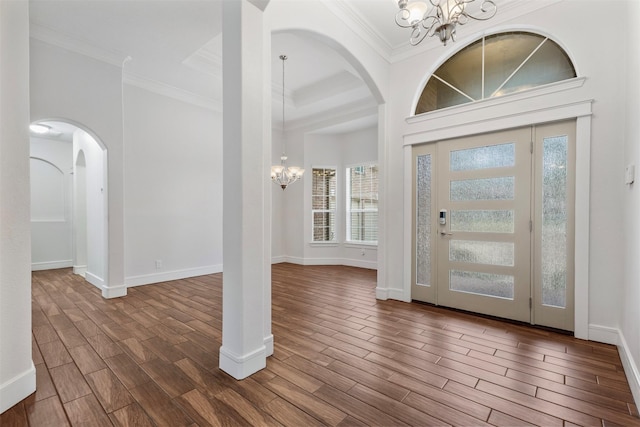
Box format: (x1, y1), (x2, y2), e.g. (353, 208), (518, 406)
(416, 32), (576, 115)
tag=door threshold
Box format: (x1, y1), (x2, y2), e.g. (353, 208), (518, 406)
(410, 299), (574, 336)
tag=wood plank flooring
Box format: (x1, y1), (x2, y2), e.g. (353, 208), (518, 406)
(3, 263), (639, 426)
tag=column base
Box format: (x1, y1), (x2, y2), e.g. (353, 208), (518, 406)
(219, 344), (266, 380)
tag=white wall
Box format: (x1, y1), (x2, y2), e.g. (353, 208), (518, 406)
(30, 137), (73, 270)
(0, 0), (35, 413)
(123, 85), (223, 285)
(622, 0), (640, 407)
(30, 39), (126, 297)
(29, 39), (225, 294)
(73, 129), (106, 287)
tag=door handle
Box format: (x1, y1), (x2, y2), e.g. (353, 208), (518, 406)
(440, 231), (453, 236)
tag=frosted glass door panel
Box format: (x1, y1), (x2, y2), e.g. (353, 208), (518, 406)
(450, 177), (514, 201)
(450, 210), (514, 233)
(541, 136), (568, 308)
(450, 143), (515, 171)
(450, 270), (515, 299)
(532, 120), (575, 331)
(449, 240), (514, 266)
(416, 154), (432, 287)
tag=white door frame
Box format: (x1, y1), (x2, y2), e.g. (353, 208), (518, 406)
(402, 77), (592, 340)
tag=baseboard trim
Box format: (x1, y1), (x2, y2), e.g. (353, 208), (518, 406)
(588, 324), (619, 345)
(73, 265), (87, 277)
(618, 331), (640, 410)
(376, 286), (409, 302)
(125, 264), (223, 287)
(31, 260), (73, 271)
(102, 284), (127, 299)
(264, 334), (274, 357)
(0, 362), (36, 414)
(219, 344), (266, 380)
(85, 272), (104, 291)
(275, 256), (377, 270)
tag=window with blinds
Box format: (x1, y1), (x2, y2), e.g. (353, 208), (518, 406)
(346, 164), (378, 244)
(311, 167), (337, 242)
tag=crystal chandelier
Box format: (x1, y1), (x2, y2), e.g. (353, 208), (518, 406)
(271, 54), (304, 190)
(395, 0), (497, 46)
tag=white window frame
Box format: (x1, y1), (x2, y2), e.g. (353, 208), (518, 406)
(311, 166), (337, 243)
(346, 163), (378, 245)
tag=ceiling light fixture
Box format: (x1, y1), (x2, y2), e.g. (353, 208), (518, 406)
(29, 123), (51, 134)
(271, 54), (304, 190)
(395, 0), (497, 46)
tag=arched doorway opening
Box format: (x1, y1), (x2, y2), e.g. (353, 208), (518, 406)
(270, 29), (383, 271)
(29, 120), (108, 292)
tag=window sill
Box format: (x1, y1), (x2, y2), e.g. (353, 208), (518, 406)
(344, 242), (378, 249)
(309, 242), (339, 247)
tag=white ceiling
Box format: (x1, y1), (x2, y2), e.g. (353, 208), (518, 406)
(29, 0), (530, 136)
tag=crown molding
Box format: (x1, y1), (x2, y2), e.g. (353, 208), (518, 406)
(283, 99), (378, 133)
(124, 73), (221, 112)
(320, 0), (393, 63)
(30, 23), (127, 67)
(182, 34), (222, 79)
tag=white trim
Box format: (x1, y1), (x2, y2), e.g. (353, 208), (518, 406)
(101, 284), (127, 299)
(73, 265), (87, 277)
(407, 78), (586, 130)
(573, 115), (591, 340)
(587, 324), (619, 345)
(124, 73), (221, 112)
(85, 271), (104, 290)
(125, 264), (223, 287)
(320, 0), (393, 63)
(31, 260), (73, 271)
(271, 256), (287, 264)
(219, 344), (267, 380)
(263, 334), (274, 357)
(277, 256), (377, 270)
(30, 23), (125, 67)
(309, 242), (339, 247)
(619, 331), (640, 410)
(301, 257), (377, 270)
(344, 242), (378, 249)
(0, 362), (36, 414)
(402, 145), (413, 305)
(376, 286), (409, 302)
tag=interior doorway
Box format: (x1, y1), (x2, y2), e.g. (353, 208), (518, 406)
(412, 120), (575, 331)
(29, 120), (108, 290)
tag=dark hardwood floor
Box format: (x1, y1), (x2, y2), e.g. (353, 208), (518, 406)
(2, 263), (639, 426)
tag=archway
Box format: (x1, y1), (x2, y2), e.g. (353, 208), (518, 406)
(269, 28), (387, 286)
(29, 120), (108, 293)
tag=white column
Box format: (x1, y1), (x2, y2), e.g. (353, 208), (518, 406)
(220, 0), (271, 379)
(0, 0), (36, 413)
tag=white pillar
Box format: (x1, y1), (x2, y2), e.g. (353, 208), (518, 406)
(220, 0), (272, 380)
(0, 0), (36, 413)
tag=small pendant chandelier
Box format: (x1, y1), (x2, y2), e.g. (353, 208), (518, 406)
(271, 54), (304, 190)
(395, 0), (497, 46)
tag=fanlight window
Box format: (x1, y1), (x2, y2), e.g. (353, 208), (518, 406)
(416, 32), (576, 115)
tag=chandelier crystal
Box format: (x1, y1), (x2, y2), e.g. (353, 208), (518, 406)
(271, 54), (304, 190)
(395, 0), (497, 46)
